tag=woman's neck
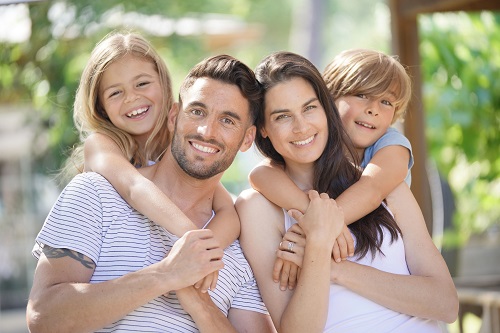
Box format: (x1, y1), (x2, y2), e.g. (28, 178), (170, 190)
(283, 160), (314, 192)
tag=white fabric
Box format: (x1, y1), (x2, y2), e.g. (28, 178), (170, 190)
(284, 211), (443, 333)
(32, 172), (267, 333)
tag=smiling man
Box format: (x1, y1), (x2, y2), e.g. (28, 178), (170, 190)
(27, 55), (274, 333)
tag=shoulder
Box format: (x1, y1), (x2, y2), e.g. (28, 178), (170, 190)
(236, 189), (282, 218)
(377, 127), (411, 147)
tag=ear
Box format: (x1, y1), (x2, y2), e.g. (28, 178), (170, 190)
(167, 103), (180, 133)
(239, 125), (256, 153)
(260, 126), (268, 138)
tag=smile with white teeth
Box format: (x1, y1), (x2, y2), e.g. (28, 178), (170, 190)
(355, 121), (375, 129)
(126, 107), (149, 118)
(192, 142), (218, 154)
(291, 135), (315, 146)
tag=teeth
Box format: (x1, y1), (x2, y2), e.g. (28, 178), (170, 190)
(355, 121), (375, 129)
(192, 142), (218, 153)
(126, 107), (148, 117)
(292, 135), (314, 146)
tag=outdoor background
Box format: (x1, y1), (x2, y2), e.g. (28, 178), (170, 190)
(0, 0), (499, 332)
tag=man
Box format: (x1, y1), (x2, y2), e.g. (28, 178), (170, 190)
(27, 55), (275, 332)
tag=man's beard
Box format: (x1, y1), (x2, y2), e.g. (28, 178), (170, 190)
(170, 131), (243, 180)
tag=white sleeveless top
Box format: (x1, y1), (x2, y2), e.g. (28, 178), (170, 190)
(284, 210), (443, 333)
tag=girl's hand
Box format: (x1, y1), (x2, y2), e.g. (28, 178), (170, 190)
(273, 222), (305, 291)
(193, 271), (219, 293)
(332, 224), (355, 263)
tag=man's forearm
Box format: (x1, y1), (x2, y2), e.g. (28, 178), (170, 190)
(27, 263), (169, 333)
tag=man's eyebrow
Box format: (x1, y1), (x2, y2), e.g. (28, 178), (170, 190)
(222, 110), (242, 121)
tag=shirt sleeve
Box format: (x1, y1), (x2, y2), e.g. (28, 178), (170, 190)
(230, 277), (269, 315)
(32, 173), (103, 265)
(362, 127), (414, 186)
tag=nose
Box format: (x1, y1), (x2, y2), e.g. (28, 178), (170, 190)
(366, 100), (379, 116)
(124, 91), (139, 103)
(292, 115), (308, 133)
(197, 117), (217, 138)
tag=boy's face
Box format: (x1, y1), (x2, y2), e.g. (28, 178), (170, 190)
(335, 93), (396, 154)
(168, 77), (256, 180)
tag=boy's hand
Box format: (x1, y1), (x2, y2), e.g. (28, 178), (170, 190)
(332, 224), (354, 263)
(194, 271), (219, 293)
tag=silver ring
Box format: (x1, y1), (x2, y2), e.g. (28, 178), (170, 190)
(287, 241), (294, 252)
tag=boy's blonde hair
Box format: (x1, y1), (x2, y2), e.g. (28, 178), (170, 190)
(323, 49), (412, 124)
(62, 31), (173, 182)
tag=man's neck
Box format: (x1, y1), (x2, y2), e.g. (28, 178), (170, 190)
(140, 151), (222, 229)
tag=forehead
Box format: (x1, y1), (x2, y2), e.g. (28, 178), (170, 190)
(100, 55), (157, 85)
(264, 77), (316, 111)
(182, 78), (251, 118)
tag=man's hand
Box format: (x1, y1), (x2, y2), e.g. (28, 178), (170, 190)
(160, 229), (224, 292)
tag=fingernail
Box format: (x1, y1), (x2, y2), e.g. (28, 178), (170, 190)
(336, 258), (341, 263)
(280, 286), (286, 291)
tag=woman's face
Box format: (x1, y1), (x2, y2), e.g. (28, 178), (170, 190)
(261, 77), (328, 166)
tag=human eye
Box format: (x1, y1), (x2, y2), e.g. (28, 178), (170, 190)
(191, 108), (204, 116)
(107, 90), (121, 99)
(356, 94), (367, 99)
(137, 81), (151, 88)
(381, 99), (394, 107)
(221, 117), (236, 125)
(274, 113), (290, 121)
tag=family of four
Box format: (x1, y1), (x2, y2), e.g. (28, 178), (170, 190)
(26, 31), (458, 333)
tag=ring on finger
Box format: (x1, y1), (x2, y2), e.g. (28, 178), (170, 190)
(287, 241), (295, 252)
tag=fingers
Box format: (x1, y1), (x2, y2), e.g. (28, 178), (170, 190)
(194, 271), (219, 293)
(280, 260), (292, 291)
(273, 257), (284, 283)
(332, 241), (342, 263)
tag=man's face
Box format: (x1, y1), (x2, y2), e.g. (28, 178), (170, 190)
(169, 78), (256, 180)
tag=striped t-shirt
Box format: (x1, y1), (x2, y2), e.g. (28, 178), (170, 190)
(32, 172), (268, 332)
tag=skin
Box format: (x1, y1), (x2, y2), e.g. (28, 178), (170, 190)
(99, 54), (163, 147)
(27, 77), (274, 333)
(335, 92), (397, 160)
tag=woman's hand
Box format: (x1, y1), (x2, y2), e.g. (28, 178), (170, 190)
(273, 223), (305, 290)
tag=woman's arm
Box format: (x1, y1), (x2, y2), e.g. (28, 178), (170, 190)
(208, 183), (240, 248)
(331, 183), (459, 323)
(336, 145), (409, 225)
(236, 189), (342, 333)
(84, 133), (198, 236)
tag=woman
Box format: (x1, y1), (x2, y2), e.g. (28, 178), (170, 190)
(235, 51), (458, 333)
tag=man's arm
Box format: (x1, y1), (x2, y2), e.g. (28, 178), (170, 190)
(27, 230), (224, 333)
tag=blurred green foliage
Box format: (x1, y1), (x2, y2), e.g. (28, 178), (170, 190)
(419, 11), (500, 247)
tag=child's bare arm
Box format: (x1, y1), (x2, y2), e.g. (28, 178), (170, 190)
(84, 133), (198, 236)
(336, 145), (410, 225)
(208, 183), (240, 248)
(249, 160), (309, 214)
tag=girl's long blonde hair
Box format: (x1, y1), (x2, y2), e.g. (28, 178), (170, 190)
(60, 31), (173, 183)
(323, 49), (412, 124)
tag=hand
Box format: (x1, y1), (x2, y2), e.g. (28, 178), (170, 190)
(193, 271), (219, 293)
(331, 224), (355, 263)
(294, 190), (344, 249)
(273, 223), (305, 290)
(159, 229), (224, 292)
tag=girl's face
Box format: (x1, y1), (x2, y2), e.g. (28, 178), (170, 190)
(99, 54), (163, 143)
(261, 77), (328, 167)
(335, 92), (396, 156)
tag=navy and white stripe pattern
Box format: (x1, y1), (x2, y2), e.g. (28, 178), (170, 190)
(32, 172), (267, 332)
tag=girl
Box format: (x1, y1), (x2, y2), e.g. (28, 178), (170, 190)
(249, 49), (414, 288)
(235, 51), (457, 332)
(65, 31), (239, 291)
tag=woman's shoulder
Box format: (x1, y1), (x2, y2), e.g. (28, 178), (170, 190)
(235, 189), (283, 220)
